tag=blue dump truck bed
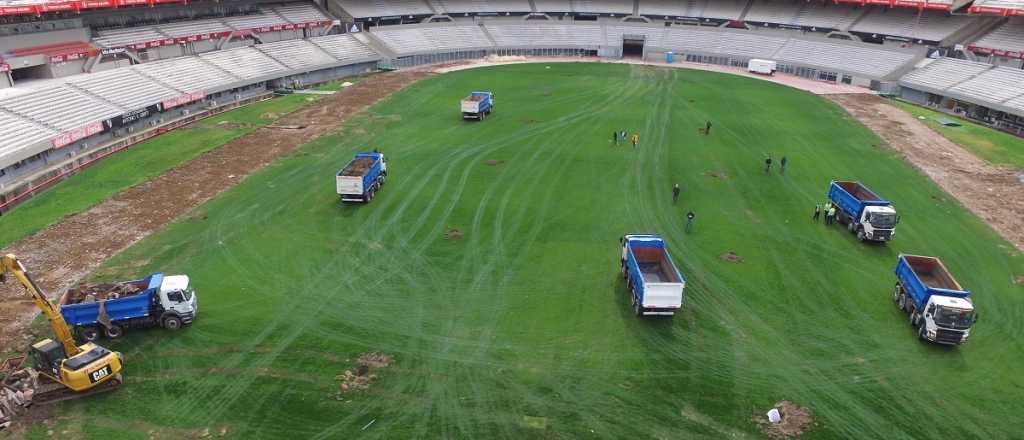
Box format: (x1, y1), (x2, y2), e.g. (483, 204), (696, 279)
(60, 273), (162, 326)
(896, 255), (969, 309)
(336, 152), (385, 202)
(621, 234), (685, 316)
(828, 180), (889, 218)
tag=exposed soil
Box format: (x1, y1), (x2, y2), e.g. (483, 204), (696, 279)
(720, 251), (743, 263)
(0, 70), (429, 355)
(754, 401), (813, 438)
(214, 121), (254, 130)
(335, 352), (393, 398)
(445, 227), (463, 240)
(705, 171), (728, 180)
(828, 94), (1024, 251)
(339, 157), (376, 176)
(484, 159), (505, 166)
(1014, 276), (1024, 285)
(64, 281), (145, 304)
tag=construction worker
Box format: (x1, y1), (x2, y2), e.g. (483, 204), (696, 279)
(686, 210), (696, 232)
(612, 131), (618, 145)
(812, 204), (821, 223)
(765, 155), (773, 173)
(705, 120), (712, 135)
(827, 205), (837, 225)
(620, 128), (627, 141)
(780, 156), (788, 174)
(631, 134), (639, 148)
(672, 184), (681, 204)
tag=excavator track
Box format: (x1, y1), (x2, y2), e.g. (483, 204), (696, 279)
(31, 374), (122, 405)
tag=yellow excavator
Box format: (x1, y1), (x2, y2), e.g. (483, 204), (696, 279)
(0, 254), (123, 404)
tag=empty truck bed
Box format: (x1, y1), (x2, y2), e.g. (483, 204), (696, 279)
(339, 157), (376, 176)
(835, 181), (882, 201)
(905, 255), (962, 290)
(633, 247), (681, 283)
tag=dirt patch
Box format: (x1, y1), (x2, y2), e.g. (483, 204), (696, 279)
(1014, 276), (1024, 285)
(828, 95), (1024, 251)
(521, 118), (540, 124)
(484, 159), (505, 166)
(720, 251), (743, 263)
(336, 352), (393, 398)
(754, 401), (813, 438)
(214, 121), (254, 130)
(705, 171), (728, 180)
(445, 227), (463, 240)
(0, 70), (429, 355)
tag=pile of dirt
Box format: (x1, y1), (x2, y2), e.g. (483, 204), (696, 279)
(0, 70), (429, 355)
(705, 171), (729, 180)
(339, 157), (376, 176)
(445, 227), (463, 240)
(0, 359), (38, 429)
(754, 401), (813, 438)
(214, 121), (254, 130)
(336, 352), (393, 398)
(65, 281), (144, 304)
(484, 159), (505, 166)
(720, 251), (743, 263)
(1014, 276), (1024, 285)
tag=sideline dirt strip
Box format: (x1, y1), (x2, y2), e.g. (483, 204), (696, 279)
(829, 94), (1024, 251)
(0, 71), (428, 353)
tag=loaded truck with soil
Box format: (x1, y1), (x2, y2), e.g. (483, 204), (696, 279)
(461, 91), (493, 120)
(827, 180), (898, 242)
(893, 254), (976, 345)
(620, 234), (685, 316)
(60, 272), (198, 341)
(336, 152), (387, 203)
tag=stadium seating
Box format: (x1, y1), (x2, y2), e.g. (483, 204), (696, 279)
(309, 34), (382, 62)
(93, 28), (168, 50)
(133, 56), (241, 93)
(701, 0), (747, 20)
(638, 0), (689, 16)
(971, 19), (1024, 53)
(198, 46), (291, 79)
(0, 86), (121, 131)
(370, 24), (492, 54)
(772, 38), (916, 78)
(271, 3), (335, 22)
(744, 0), (803, 25)
(430, 0), (533, 13)
(487, 23), (604, 47)
(66, 68), (180, 110)
(0, 109), (57, 163)
(971, 0), (1024, 11)
(569, 0), (632, 14)
(532, 0), (572, 12)
(338, 0), (434, 18)
(851, 8), (974, 42)
(899, 57), (993, 91)
(257, 38), (339, 70)
(948, 67), (1024, 104)
(791, 2), (861, 30)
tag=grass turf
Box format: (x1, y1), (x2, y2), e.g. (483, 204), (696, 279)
(31, 64), (1024, 439)
(0, 86), (338, 248)
(890, 99), (1024, 169)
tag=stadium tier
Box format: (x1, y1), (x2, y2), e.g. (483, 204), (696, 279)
(850, 8), (976, 43)
(970, 18), (1024, 56)
(428, 0), (533, 14)
(67, 67), (181, 110)
(486, 23), (605, 48)
(970, 0), (1024, 15)
(899, 57), (1024, 117)
(370, 24), (492, 54)
(256, 38), (339, 70)
(336, 0), (434, 18)
(309, 33), (382, 61)
(0, 85), (121, 131)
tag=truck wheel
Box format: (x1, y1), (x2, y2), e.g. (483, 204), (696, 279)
(847, 221), (856, 232)
(79, 326), (100, 342)
(104, 324), (124, 339)
(893, 284), (901, 303)
(634, 301), (641, 316)
(917, 323), (927, 340)
(898, 293), (906, 311)
(910, 312), (919, 327)
(857, 229), (866, 242)
(620, 259), (627, 277)
(163, 316), (183, 331)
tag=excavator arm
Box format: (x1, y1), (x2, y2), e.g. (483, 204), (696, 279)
(0, 254), (80, 357)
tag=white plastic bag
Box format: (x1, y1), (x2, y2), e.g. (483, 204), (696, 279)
(767, 408), (782, 424)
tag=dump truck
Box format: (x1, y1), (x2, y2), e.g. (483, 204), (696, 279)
(619, 234), (685, 316)
(827, 180), (898, 242)
(461, 91), (493, 120)
(59, 272), (198, 341)
(894, 254), (975, 345)
(336, 152), (387, 203)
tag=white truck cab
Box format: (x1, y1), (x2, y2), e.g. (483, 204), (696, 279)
(855, 205), (898, 241)
(159, 275), (198, 328)
(919, 295), (975, 344)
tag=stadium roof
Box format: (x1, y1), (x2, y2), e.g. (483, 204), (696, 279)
(969, 0), (1024, 15)
(0, 0), (190, 17)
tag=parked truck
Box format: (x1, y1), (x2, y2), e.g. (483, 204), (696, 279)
(827, 180), (898, 242)
(893, 254), (975, 345)
(619, 234), (685, 316)
(336, 152), (387, 203)
(461, 91), (494, 120)
(748, 59), (777, 76)
(59, 272), (198, 341)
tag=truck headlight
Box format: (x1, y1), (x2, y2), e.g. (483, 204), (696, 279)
(927, 330), (936, 339)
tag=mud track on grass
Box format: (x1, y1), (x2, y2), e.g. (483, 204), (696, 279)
(828, 94), (1024, 251)
(0, 71), (429, 355)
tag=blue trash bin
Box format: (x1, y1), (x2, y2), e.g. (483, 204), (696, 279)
(666, 52), (674, 64)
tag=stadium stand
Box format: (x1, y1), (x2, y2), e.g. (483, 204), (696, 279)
(569, 0), (632, 14)
(947, 67), (1024, 104)
(309, 33), (382, 62)
(700, 0), (747, 20)
(271, 3), (335, 22)
(338, 0), (434, 18)
(850, 8), (975, 42)
(899, 57), (993, 91)
(430, 0), (533, 13)
(970, 19), (1024, 55)
(531, 0), (571, 12)
(970, 0), (1024, 14)
(256, 38), (338, 70)
(370, 24), (492, 54)
(744, 0), (804, 25)
(198, 46), (291, 79)
(899, 57), (1024, 129)
(0, 86), (121, 131)
(637, 0), (688, 16)
(0, 110), (57, 168)
(772, 38), (916, 78)
(487, 23), (604, 48)
(66, 68), (180, 110)
(792, 2), (861, 30)
(133, 56), (241, 93)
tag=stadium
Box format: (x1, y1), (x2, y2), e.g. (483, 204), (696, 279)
(0, 0), (1022, 437)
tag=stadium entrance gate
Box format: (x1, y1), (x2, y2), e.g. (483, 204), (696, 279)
(622, 35), (645, 59)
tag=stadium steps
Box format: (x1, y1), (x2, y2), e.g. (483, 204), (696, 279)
(844, 7), (874, 32)
(353, 32), (399, 59)
(632, 0), (639, 16)
(0, 101), (62, 133)
(63, 82), (128, 112)
(195, 57), (245, 82)
(528, 0), (537, 11)
(737, 0), (754, 21)
(132, 69), (188, 94)
(477, 22), (499, 46)
(424, 0), (441, 14)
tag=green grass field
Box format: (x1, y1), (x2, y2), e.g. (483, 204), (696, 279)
(0, 85), (341, 248)
(27, 64), (1024, 439)
(890, 99), (1024, 169)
